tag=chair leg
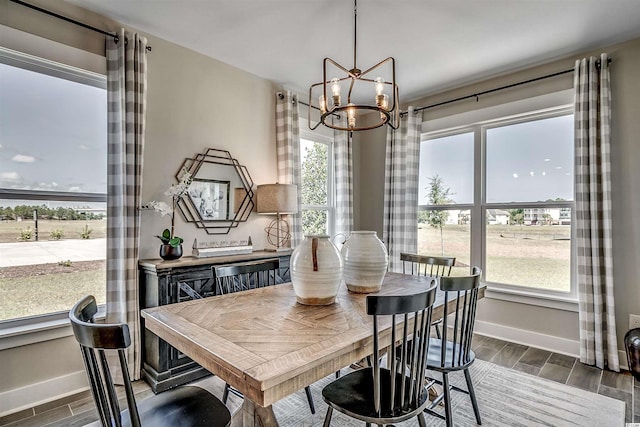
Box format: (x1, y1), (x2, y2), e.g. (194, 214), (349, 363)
(304, 385), (316, 414)
(323, 406), (333, 427)
(222, 382), (230, 404)
(442, 372), (453, 427)
(417, 411), (427, 427)
(464, 368), (482, 425)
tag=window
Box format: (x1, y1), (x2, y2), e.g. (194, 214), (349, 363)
(418, 131), (474, 275)
(300, 135), (334, 236)
(420, 105), (575, 298)
(0, 48), (107, 323)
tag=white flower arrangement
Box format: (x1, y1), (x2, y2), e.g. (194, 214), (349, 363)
(148, 169), (193, 247)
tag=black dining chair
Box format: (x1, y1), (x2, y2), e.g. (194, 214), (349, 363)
(69, 295), (231, 427)
(213, 259), (317, 414)
(424, 267), (482, 427)
(401, 253), (456, 339)
(321, 284), (438, 427)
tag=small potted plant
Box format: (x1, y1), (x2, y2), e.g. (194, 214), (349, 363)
(148, 169), (193, 260)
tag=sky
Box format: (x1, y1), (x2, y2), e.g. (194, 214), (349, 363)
(0, 63), (107, 196)
(419, 114), (574, 205)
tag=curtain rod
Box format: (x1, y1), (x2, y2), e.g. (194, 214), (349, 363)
(9, 0), (152, 52)
(401, 58), (611, 117)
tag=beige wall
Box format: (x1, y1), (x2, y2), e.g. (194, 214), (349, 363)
(356, 37), (640, 355)
(0, 0), (279, 411)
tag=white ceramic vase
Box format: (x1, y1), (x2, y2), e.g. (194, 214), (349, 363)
(341, 231), (389, 293)
(290, 235), (343, 305)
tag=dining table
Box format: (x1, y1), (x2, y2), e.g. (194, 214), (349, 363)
(141, 271), (485, 427)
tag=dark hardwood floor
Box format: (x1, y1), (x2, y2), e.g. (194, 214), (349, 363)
(1, 334), (638, 426)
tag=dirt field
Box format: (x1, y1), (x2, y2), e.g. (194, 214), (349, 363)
(0, 219), (107, 243)
(0, 260), (106, 321)
(418, 224), (571, 291)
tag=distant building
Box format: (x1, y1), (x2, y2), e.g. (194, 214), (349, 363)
(487, 209), (509, 225)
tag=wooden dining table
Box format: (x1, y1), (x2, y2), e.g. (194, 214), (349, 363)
(141, 272), (485, 427)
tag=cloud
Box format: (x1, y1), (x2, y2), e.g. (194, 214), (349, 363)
(12, 154), (35, 163)
(78, 144), (89, 150)
(0, 144), (3, 149)
(68, 186), (82, 192)
(1, 172), (20, 182)
(34, 182), (59, 191)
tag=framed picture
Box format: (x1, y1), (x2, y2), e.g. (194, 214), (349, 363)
(188, 179), (230, 220)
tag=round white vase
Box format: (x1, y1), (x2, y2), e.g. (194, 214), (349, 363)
(290, 235), (343, 305)
(341, 231), (389, 293)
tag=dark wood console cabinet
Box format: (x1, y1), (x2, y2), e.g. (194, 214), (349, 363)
(139, 251), (291, 393)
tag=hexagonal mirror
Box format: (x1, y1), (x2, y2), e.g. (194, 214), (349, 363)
(175, 148), (254, 234)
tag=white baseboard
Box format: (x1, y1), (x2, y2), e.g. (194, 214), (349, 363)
(0, 370), (88, 417)
(474, 319), (580, 357)
(474, 320), (631, 371)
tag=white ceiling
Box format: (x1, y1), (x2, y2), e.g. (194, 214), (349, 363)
(67, 0), (640, 102)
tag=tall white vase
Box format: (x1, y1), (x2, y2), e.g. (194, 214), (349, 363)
(290, 235), (343, 305)
(341, 231), (389, 293)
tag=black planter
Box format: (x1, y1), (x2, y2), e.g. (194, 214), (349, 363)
(159, 244), (183, 261)
(624, 328), (640, 381)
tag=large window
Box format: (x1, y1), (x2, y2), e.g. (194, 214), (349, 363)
(0, 49), (107, 322)
(300, 136), (334, 236)
(419, 107), (575, 297)
(418, 131), (473, 275)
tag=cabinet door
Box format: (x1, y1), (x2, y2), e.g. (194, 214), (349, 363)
(170, 269), (216, 302)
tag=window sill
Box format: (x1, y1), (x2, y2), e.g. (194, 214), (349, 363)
(0, 306), (105, 350)
(484, 284), (579, 312)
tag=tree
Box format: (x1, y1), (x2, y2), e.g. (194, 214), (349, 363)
(425, 174), (453, 255)
(508, 208), (524, 225)
(301, 142), (328, 235)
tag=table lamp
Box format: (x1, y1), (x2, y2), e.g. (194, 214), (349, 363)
(257, 183), (298, 251)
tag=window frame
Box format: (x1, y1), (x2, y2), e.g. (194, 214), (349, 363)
(299, 129), (335, 237)
(420, 104), (577, 307)
(0, 45), (107, 346)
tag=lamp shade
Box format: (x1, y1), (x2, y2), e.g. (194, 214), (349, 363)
(256, 184), (298, 214)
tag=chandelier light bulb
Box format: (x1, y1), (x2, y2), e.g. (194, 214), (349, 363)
(319, 94), (327, 114)
(330, 78), (341, 106)
(375, 77), (385, 96)
(347, 103), (356, 128)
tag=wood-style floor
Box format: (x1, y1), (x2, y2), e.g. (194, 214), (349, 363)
(1, 334), (638, 426)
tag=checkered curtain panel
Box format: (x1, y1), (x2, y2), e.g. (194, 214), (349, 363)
(106, 29), (147, 381)
(574, 53), (618, 371)
(383, 107), (421, 272)
(276, 91), (303, 247)
(333, 118), (353, 244)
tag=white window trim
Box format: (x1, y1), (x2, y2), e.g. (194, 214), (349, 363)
(300, 129), (336, 237)
(420, 91), (577, 310)
(0, 34), (106, 348)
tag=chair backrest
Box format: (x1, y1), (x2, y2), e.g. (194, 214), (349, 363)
(69, 295), (141, 427)
(214, 258), (280, 295)
(400, 253), (455, 277)
(438, 267), (482, 368)
(366, 283), (437, 416)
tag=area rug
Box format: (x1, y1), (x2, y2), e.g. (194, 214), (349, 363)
(197, 359), (624, 427)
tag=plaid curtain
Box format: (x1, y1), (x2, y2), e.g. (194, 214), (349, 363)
(574, 53), (618, 371)
(333, 118), (353, 245)
(383, 107), (421, 272)
(276, 91), (303, 247)
(106, 29), (147, 380)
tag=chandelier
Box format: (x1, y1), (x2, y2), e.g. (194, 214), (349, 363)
(308, 0), (399, 132)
